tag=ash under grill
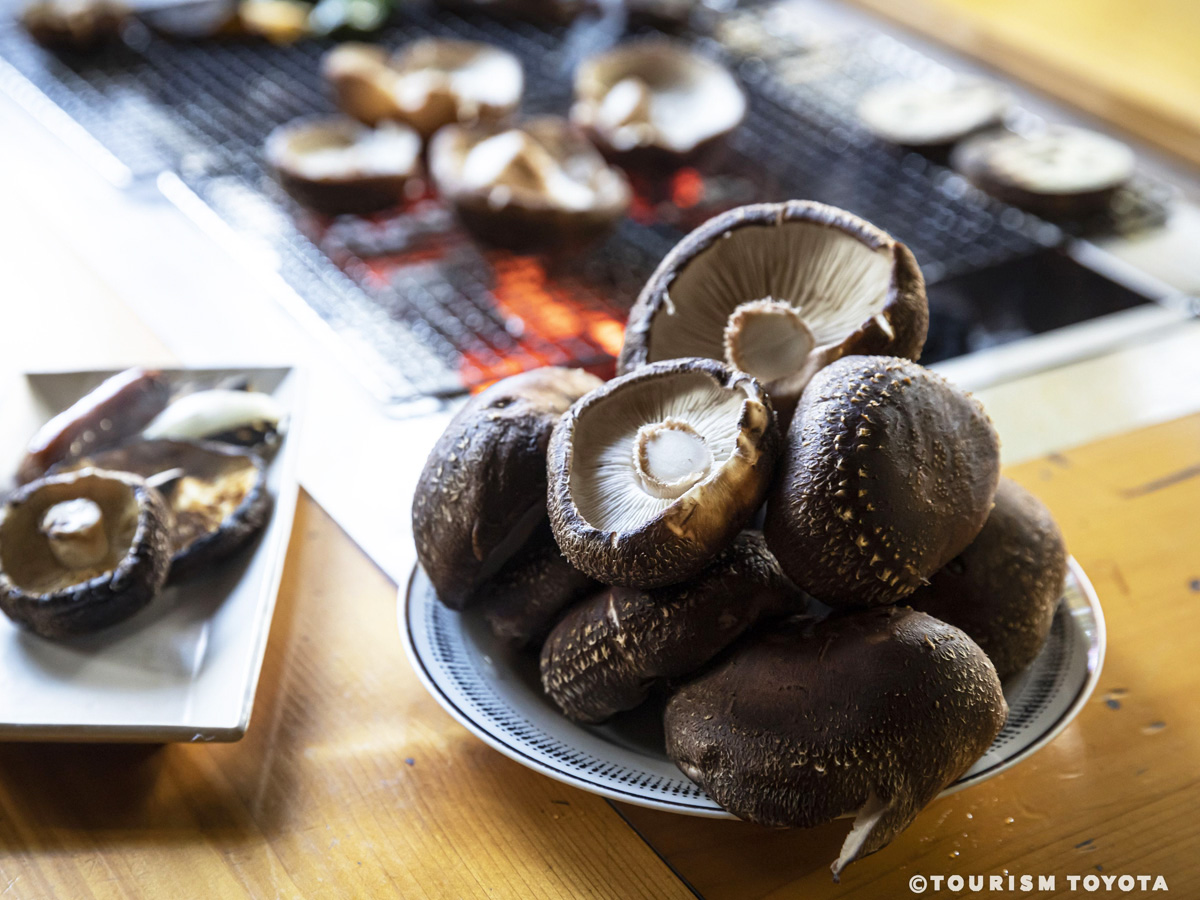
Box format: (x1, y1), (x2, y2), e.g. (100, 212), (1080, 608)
(0, 0), (1173, 406)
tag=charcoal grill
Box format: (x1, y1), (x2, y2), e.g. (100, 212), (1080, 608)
(0, 0), (1176, 407)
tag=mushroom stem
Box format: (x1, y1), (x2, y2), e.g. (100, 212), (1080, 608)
(40, 498), (108, 569)
(723, 299), (816, 385)
(632, 418), (713, 500)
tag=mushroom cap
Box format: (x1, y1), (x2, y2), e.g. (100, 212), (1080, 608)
(429, 116), (632, 253)
(547, 357), (779, 589)
(475, 524), (599, 650)
(856, 78), (1011, 148)
(951, 126), (1135, 218)
(618, 201), (928, 424)
(541, 531), (802, 723)
(664, 607), (1006, 876)
(20, 0), (128, 51)
(908, 477), (1067, 680)
(264, 116), (422, 216)
(323, 40), (524, 137)
(0, 469), (172, 638)
(413, 366), (604, 611)
(571, 40), (745, 165)
(57, 440), (272, 582)
(764, 356), (1000, 608)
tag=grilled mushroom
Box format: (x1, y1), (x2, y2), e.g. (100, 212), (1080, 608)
(571, 41), (746, 166)
(57, 441), (271, 581)
(143, 388), (285, 450)
(20, 0), (128, 51)
(619, 201), (928, 423)
(17, 367), (170, 486)
(764, 356), (1000, 608)
(857, 78), (1011, 151)
(0, 470), (172, 638)
(322, 40), (523, 137)
(413, 366), (603, 611)
(474, 525), (599, 650)
(541, 531), (801, 723)
(434, 0), (590, 25)
(908, 477), (1067, 680)
(951, 126), (1135, 219)
(430, 116), (632, 253)
(264, 116), (421, 216)
(665, 607), (1007, 877)
(548, 358), (778, 589)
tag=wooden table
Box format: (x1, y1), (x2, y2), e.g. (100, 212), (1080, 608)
(1, 410), (1198, 897)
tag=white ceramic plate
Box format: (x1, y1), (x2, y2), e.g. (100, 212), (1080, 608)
(0, 367), (303, 742)
(402, 559), (1105, 815)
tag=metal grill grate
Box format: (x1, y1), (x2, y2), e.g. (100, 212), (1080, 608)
(0, 1), (1173, 406)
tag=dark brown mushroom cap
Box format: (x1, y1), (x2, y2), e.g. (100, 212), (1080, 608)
(764, 356), (1000, 608)
(570, 40), (746, 166)
(547, 358), (779, 589)
(264, 116), (422, 216)
(475, 524), (599, 650)
(907, 477), (1067, 680)
(0, 469), (172, 638)
(57, 440), (272, 582)
(664, 607), (1006, 876)
(618, 201), (928, 424)
(541, 531), (802, 723)
(428, 117), (632, 254)
(413, 366), (604, 611)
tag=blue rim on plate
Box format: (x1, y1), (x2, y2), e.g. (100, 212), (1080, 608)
(400, 558), (1105, 815)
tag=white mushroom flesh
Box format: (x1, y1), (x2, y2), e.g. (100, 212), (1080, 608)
(394, 40), (523, 116)
(40, 498), (108, 569)
(857, 78), (1010, 146)
(143, 389), (284, 442)
(649, 220), (893, 369)
(722, 298), (816, 384)
(460, 129), (604, 212)
(576, 44), (746, 154)
(275, 121), (420, 181)
(569, 372), (747, 532)
(983, 126), (1135, 194)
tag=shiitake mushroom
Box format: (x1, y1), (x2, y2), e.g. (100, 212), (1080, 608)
(323, 40), (523, 137)
(264, 116), (422, 216)
(20, 0), (128, 51)
(951, 126), (1135, 219)
(856, 78), (1011, 152)
(0, 469), (172, 638)
(547, 358), (779, 589)
(413, 366), (603, 611)
(57, 440), (272, 581)
(541, 531), (802, 724)
(618, 201), (928, 424)
(764, 355), (1000, 609)
(665, 607), (1007, 877)
(17, 367), (170, 486)
(571, 41), (746, 167)
(428, 116), (632, 254)
(474, 524), (599, 650)
(908, 477), (1068, 680)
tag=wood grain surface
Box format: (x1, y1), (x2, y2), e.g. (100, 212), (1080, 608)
(618, 413), (1200, 898)
(845, 0), (1200, 168)
(0, 496), (695, 900)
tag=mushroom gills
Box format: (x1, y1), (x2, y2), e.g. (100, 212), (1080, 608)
(461, 129), (597, 212)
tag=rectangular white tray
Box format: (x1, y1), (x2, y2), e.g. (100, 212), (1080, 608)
(0, 366), (302, 742)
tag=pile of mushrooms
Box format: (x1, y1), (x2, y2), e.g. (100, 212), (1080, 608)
(0, 369), (283, 639)
(412, 199), (1070, 876)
